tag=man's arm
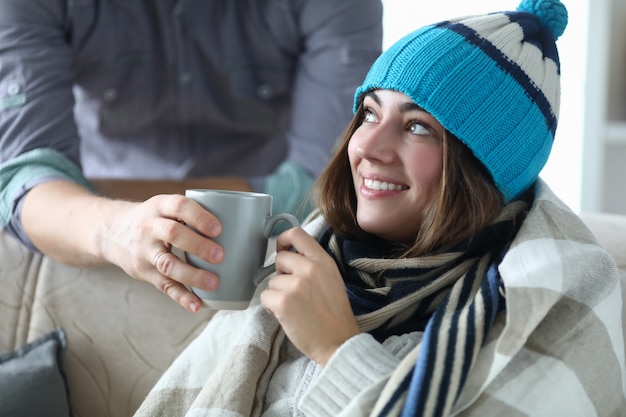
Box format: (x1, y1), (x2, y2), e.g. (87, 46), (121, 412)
(21, 179), (224, 313)
(22, 180), (124, 266)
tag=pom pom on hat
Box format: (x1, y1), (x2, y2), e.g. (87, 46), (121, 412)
(517, 0), (568, 39)
(354, 0), (568, 203)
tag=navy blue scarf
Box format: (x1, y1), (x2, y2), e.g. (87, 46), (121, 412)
(317, 201), (528, 416)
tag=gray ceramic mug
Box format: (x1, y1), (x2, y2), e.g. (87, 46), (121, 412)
(184, 189), (299, 310)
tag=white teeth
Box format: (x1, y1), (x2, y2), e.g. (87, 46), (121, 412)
(364, 178), (407, 191)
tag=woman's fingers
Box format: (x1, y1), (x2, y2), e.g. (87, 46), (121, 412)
(275, 227), (326, 258)
(262, 229), (361, 364)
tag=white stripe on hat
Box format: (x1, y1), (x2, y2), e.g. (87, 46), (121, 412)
(459, 13), (561, 118)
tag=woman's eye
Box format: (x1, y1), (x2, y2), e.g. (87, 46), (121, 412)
(363, 109), (378, 123)
(409, 121), (431, 136)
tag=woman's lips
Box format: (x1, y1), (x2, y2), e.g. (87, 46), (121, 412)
(363, 178), (408, 191)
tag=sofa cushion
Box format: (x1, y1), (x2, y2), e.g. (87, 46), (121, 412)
(580, 212), (626, 344)
(0, 231), (215, 417)
(0, 328), (71, 417)
(580, 212), (626, 270)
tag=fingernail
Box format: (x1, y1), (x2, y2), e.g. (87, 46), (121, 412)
(211, 246), (224, 263)
(209, 221), (221, 237)
(189, 302), (199, 313)
(206, 274), (218, 290)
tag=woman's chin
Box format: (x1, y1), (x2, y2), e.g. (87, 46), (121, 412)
(357, 218), (397, 241)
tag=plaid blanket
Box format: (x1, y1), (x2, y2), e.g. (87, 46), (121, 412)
(134, 180), (625, 416)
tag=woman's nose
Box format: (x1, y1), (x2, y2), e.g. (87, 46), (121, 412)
(356, 124), (396, 163)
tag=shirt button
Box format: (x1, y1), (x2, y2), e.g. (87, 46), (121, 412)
(103, 88), (117, 101)
(179, 71), (192, 85)
(173, 3), (185, 17)
(340, 46), (351, 64)
(257, 84), (273, 100)
(6, 82), (21, 96)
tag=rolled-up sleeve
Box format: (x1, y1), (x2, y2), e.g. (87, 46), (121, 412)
(285, 0), (383, 177)
(257, 0), (382, 219)
(0, 149), (91, 251)
(0, 0), (86, 246)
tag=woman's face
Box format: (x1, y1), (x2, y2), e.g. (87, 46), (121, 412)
(348, 89), (444, 242)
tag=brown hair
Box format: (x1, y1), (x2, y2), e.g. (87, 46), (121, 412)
(314, 101), (504, 258)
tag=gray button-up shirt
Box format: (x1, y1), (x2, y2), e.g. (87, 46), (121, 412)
(0, 0), (382, 237)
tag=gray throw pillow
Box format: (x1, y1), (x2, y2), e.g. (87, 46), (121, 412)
(0, 327), (71, 417)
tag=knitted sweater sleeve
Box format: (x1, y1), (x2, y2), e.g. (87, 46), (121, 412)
(298, 332), (422, 417)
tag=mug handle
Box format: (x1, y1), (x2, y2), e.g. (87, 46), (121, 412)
(253, 213), (300, 285)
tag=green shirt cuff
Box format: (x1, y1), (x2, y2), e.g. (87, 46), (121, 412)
(0, 149), (91, 227)
(263, 161), (315, 233)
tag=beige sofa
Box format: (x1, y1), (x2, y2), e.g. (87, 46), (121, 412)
(1, 212), (625, 417)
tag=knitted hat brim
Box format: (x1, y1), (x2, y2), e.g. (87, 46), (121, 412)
(354, 16), (559, 203)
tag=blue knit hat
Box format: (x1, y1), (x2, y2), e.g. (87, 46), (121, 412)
(354, 0), (568, 203)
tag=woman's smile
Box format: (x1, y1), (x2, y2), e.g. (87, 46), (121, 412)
(348, 89), (444, 242)
(362, 177), (409, 192)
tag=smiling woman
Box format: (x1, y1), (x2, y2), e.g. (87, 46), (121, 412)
(134, 1), (625, 416)
(318, 89), (505, 255)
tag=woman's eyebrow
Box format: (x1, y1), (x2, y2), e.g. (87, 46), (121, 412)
(399, 101), (422, 113)
(364, 91), (381, 106)
(364, 91), (424, 113)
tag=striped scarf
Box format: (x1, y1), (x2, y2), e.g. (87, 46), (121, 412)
(318, 200), (528, 417)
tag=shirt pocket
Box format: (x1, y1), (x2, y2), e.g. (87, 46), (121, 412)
(68, 0), (155, 132)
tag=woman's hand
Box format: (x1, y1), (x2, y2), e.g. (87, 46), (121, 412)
(260, 227), (361, 366)
(102, 194), (224, 313)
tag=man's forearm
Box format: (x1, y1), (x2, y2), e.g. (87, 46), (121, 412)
(20, 180), (126, 266)
(21, 177), (252, 266)
(20, 178), (228, 313)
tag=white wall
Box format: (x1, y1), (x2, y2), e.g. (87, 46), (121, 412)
(382, 0), (586, 212)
